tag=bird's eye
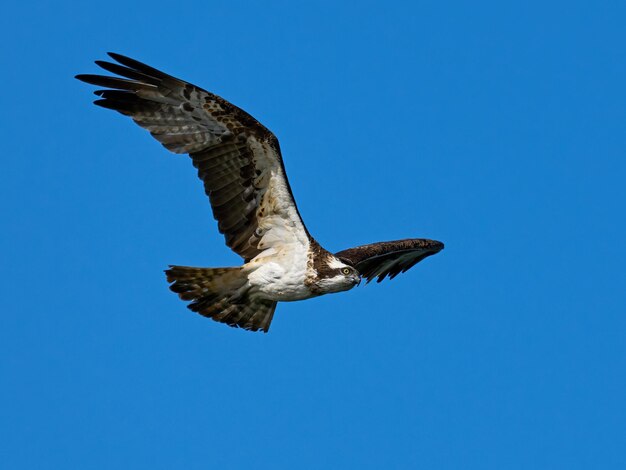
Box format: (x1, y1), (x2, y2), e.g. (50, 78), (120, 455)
(342, 268), (351, 275)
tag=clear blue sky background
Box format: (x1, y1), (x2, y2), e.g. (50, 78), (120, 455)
(2, 1), (625, 468)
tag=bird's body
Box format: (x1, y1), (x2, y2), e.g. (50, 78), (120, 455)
(77, 53), (443, 332)
(247, 250), (355, 302)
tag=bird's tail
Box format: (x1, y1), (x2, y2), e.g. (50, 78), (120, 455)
(165, 266), (277, 332)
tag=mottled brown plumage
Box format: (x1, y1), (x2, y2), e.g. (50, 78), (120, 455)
(77, 53), (305, 263)
(76, 53), (444, 333)
(336, 239), (444, 283)
(165, 266), (276, 332)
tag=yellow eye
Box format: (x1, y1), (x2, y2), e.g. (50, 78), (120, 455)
(342, 268), (351, 275)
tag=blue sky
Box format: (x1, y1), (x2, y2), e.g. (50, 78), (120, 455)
(2, 0), (625, 468)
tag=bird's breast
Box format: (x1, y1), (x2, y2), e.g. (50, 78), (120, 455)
(245, 246), (315, 302)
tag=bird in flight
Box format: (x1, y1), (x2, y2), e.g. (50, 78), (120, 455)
(76, 53), (444, 332)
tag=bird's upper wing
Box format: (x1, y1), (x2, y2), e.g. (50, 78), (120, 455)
(76, 53), (310, 261)
(335, 238), (444, 283)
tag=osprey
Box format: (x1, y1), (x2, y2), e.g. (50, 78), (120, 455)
(76, 53), (444, 332)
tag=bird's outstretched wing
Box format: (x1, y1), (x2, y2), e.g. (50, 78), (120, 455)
(76, 53), (310, 262)
(335, 239), (444, 283)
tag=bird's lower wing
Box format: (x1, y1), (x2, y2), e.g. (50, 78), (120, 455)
(335, 238), (444, 283)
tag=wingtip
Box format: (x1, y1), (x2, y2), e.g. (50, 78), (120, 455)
(107, 52), (136, 66)
(426, 239), (445, 252)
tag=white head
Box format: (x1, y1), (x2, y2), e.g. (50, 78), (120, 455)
(314, 256), (361, 294)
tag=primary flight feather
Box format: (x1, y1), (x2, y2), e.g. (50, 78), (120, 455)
(76, 53), (444, 332)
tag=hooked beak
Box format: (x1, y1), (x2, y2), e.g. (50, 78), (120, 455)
(352, 275), (361, 286)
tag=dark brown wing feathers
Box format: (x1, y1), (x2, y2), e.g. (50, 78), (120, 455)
(76, 53), (305, 262)
(77, 54), (445, 332)
(336, 238), (444, 283)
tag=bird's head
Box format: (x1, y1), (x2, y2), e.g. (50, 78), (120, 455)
(314, 256), (361, 294)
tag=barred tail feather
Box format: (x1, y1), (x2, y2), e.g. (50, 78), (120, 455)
(165, 265), (277, 332)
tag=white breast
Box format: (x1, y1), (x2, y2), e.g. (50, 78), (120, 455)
(245, 237), (313, 301)
(242, 140), (315, 302)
